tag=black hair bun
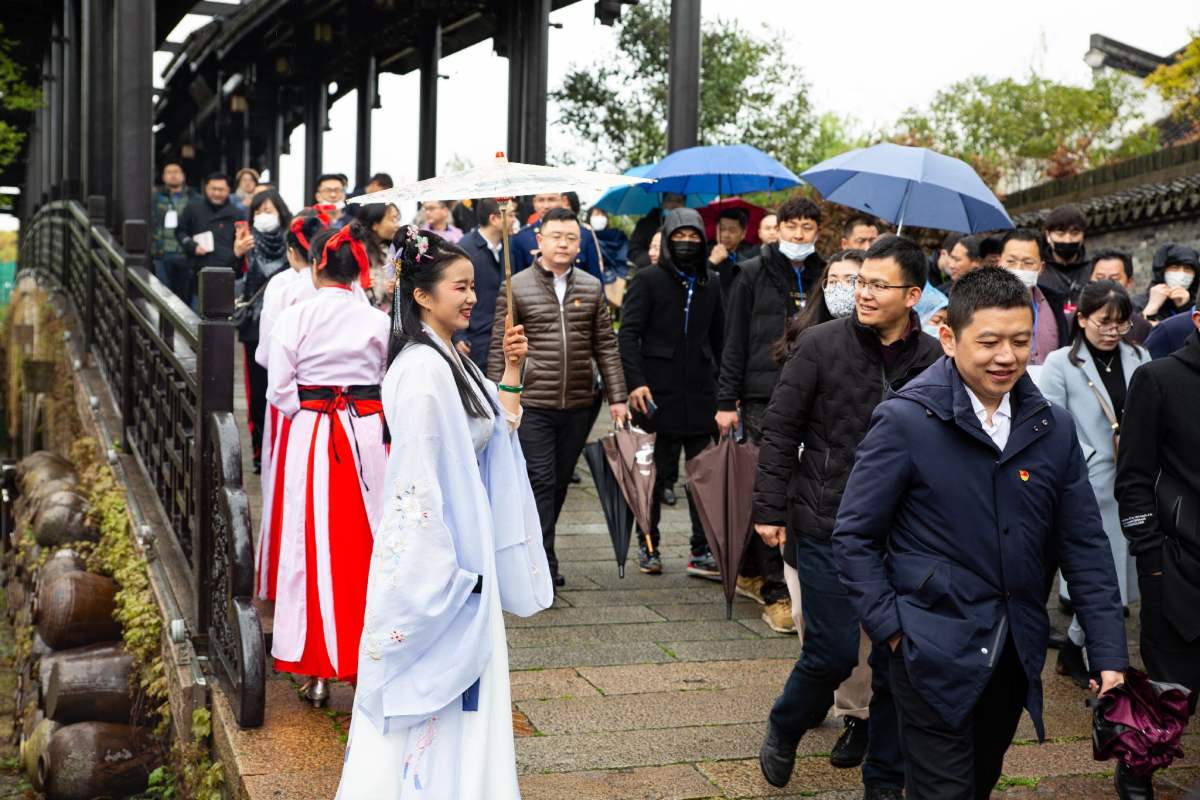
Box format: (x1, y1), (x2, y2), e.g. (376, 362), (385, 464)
(391, 224), (446, 277)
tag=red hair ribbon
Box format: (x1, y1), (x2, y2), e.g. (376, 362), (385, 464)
(289, 205), (337, 252)
(317, 224), (372, 289)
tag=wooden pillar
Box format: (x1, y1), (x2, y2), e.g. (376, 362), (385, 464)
(81, 0), (114, 207)
(62, 0), (83, 198)
(504, 2), (526, 162)
(520, 0), (550, 165)
(355, 55), (377, 191)
(113, 0), (153, 236)
(417, 24), (441, 180)
(667, 0), (701, 153)
(302, 81), (326, 204)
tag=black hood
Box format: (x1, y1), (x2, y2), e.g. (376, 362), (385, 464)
(1150, 243), (1199, 293)
(658, 208), (709, 282)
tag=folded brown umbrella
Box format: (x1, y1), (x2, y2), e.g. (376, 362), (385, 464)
(686, 437), (760, 618)
(603, 426), (657, 555)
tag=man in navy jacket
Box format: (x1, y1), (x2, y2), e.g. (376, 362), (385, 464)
(833, 267), (1127, 799)
(454, 198), (506, 371)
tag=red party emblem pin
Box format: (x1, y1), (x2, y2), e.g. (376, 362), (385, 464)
(1018, 470), (1030, 482)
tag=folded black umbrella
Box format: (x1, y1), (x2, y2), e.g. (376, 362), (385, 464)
(583, 438), (636, 578)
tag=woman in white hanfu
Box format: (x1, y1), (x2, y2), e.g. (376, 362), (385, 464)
(336, 226), (553, 800)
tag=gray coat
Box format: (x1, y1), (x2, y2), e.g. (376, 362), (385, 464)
(1037, 341), (1151, 604)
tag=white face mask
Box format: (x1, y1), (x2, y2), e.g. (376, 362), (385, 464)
(1164, 270), (1194, 290)
(1010, 268), (1040, 289)
(823, 282), (856, 318)
(253, 213), (280, 233)
(779, 239), (815, 262)
(590, 215), (608, 231)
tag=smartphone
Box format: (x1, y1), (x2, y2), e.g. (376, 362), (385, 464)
(644, 398), (658, 418)
(235, 220), (249, 236)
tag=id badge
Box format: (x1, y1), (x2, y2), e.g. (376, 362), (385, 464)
(164, 209), (178, 229)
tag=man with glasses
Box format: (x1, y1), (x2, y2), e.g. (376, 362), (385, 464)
(488, 207), (629, 588)
(753, 235), (942, 798)
(997, 229), (1070, 367)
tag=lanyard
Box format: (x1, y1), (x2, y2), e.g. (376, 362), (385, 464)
(682, 275), (697, 335)
(792, 267), (806, 312)
(1030, 293), (1040, 358)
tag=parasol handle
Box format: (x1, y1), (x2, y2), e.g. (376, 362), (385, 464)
(500, 202), (514, 327)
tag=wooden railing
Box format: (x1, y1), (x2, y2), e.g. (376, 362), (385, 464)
(17, 199), (265, 727)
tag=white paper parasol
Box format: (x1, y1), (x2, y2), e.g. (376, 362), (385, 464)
(347, 153), (653, 324)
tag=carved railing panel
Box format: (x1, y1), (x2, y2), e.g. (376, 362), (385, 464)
(17, 200), (266, 728)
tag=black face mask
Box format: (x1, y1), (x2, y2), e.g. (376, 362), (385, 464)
(1051, 240), (1082, 262)
(668, 240), (704, 273)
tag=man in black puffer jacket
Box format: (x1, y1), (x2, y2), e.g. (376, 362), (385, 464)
(716, 196), (826, 632)
(753, 235), (943, 796)
(619, 208), (724, 577)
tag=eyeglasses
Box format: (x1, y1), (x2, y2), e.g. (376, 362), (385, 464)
(1001, 258), (1042, 270)
(1084, 318), (1133, 335)
(542, 233), (580, 244)
(852, 276), (914, 294)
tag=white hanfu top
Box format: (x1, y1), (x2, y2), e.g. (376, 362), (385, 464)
(336, 332), (551, 800)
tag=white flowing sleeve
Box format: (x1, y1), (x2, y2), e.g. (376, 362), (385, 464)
(354, 382), (489, 727)
(481, 399), (555, 618)
(265, 311), (301, 417)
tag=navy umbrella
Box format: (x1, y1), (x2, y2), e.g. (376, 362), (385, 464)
(801, 143), (1013, 234)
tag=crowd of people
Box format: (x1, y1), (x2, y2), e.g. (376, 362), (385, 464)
(147, 160), (1199, 799)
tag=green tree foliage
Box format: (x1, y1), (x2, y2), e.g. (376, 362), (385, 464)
(892, 71), (1158, 191)
(0, 24), (41, 173)
(1145, 32), (1200, 141)
(552, 0), (837, 173)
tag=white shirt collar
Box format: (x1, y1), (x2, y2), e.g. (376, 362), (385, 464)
(964, 385), (1012, 448)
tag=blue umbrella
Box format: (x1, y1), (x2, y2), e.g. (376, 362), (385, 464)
(642, 144), (801, 196)
(801, 143), (1012, 234)
(591, 164), (715, 216)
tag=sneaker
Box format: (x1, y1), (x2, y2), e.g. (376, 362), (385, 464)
(686, 551), (720, 580)
(662, 486), (678, 506)
(761, 599), (797, 634)
(735, 575), (766, 605)
(638, 546), (662, 575)
(829, 716), (868, 768)
(1056, 640), (1090, 689)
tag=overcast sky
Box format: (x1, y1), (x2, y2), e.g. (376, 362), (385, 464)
(270, 0), (1193, 212)
(1, 0), (1193, 232)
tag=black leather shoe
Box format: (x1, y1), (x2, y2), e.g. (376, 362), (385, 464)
(552, 574), (566, 588)
(863, 787), (904, 800)
(1056, 640), (1090, 688)
(663, 486), (677, 506)
(758, 723), (798, 788)
(1047, 629), (1068, 649)
(829, 716), (868, 768)
(571, 469), (582, 484)
(1115, 762), (1154, 800)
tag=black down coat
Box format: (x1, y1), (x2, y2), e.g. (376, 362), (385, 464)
(752, 312), (942, 567)
(618, 208), (724, 436)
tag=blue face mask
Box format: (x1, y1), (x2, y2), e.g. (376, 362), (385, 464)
(779, 239), (815, 262)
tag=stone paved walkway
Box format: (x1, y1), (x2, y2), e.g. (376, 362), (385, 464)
(229, 349), (1198, 799)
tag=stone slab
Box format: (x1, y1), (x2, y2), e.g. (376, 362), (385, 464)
(648, 601), (765, 621)
(577, 660), (795, 696)
(508, 620), (760, 649)
(665, 639), (800, 662)
(696, 756), (862, 797)
(505, 604), (665, 629)
(510, 641), (675, 670)
(515, 722), (769, 774)
(517, 764), (719, 800)
(556, 588), (720, 607)
(510, 668), (602, 702)
(517, 685), (782, 736)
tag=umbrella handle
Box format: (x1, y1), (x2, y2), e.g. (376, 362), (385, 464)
(501, 204), (514, 326)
